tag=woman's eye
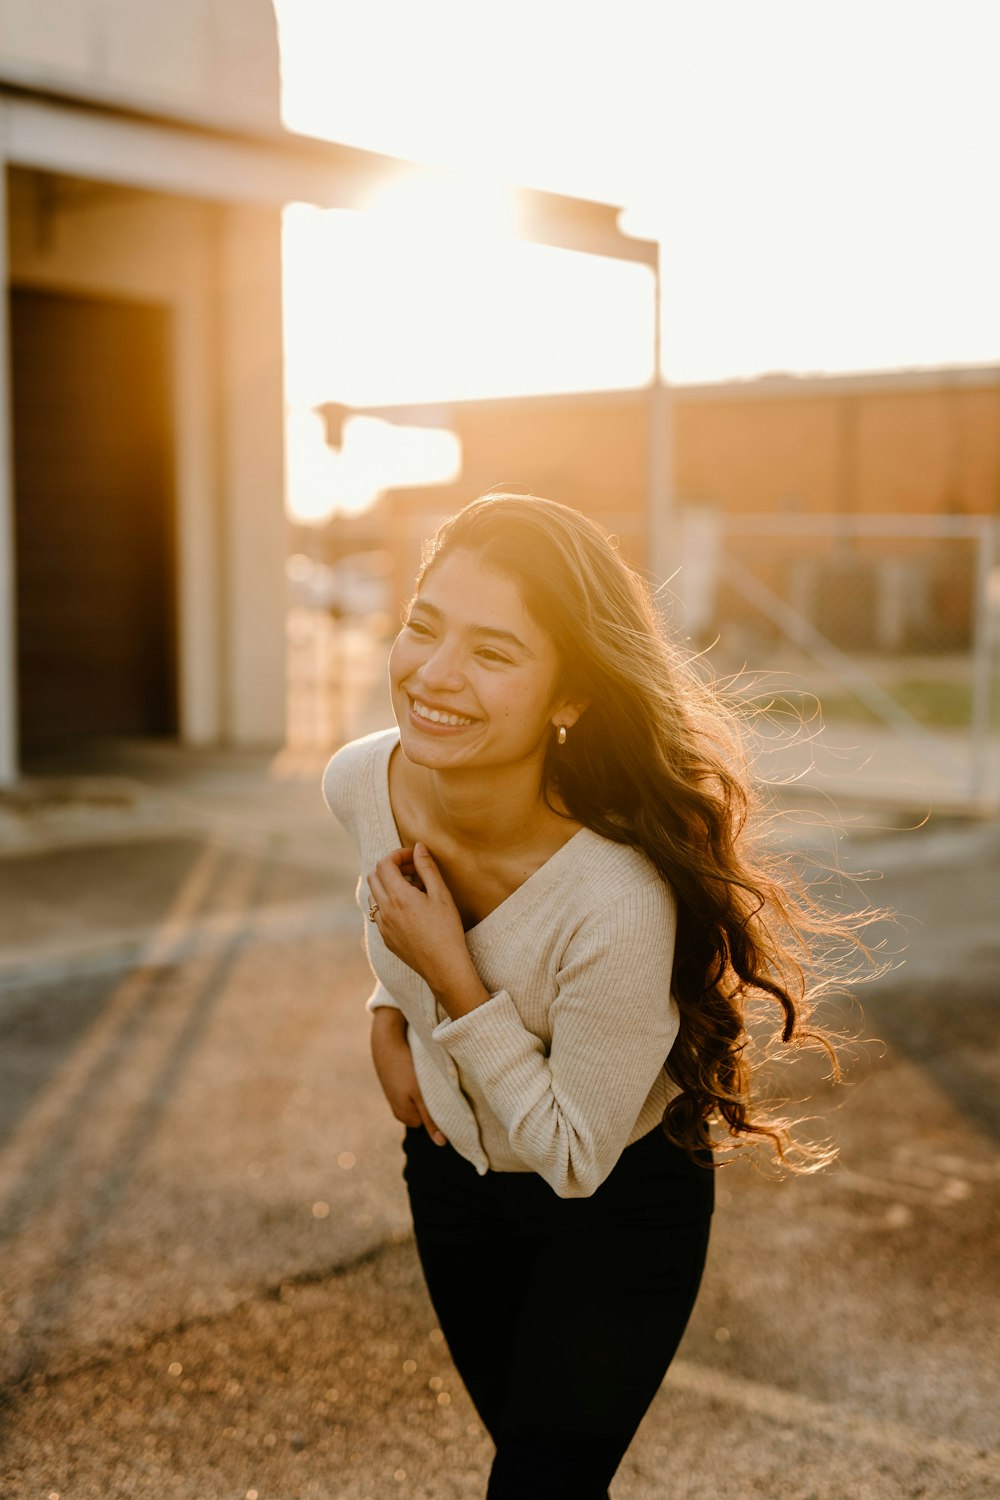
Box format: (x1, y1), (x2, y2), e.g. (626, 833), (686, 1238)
(405, 618), (432, 636)
(476, 648), (512, 664)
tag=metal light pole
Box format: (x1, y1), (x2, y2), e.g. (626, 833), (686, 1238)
(647, 234), (673, 593)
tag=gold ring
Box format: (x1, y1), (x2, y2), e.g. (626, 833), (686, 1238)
(368, 900), (379, 922)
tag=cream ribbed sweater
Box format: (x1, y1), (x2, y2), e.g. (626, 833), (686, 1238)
(323, 729), (681, 1198)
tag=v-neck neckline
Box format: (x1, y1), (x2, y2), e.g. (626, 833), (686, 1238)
(374, 729), (590, 941)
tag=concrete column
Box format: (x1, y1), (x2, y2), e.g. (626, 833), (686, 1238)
(218, 202), (286, 746)
(0, 121), (19, 785)
(173, 255), (224, 746)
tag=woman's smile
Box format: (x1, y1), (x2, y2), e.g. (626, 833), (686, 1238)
(408, 695), (478, 730)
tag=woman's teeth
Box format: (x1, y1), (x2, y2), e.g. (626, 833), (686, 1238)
(413, 699), (474, 727)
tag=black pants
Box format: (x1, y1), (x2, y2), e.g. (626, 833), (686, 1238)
(402, 1123), (713, 1499)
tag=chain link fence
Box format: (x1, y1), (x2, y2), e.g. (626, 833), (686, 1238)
(676, 512), (999, 809)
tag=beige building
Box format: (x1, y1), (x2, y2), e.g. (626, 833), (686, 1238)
(1, 0), (293, 780)
(323, 366), (1000, 641)
(0, 0), (655, 784)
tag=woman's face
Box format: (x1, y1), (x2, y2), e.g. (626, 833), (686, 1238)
(389, 548), (581, 775)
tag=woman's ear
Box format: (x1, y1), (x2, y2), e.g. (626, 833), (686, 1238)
(551, 697), (589, 733)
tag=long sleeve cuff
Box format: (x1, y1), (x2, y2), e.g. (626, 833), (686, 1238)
(432, 991), (549, 1114)
(366, 979), (402, 1014)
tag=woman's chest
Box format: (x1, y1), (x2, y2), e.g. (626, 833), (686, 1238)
(386, 816), (548, 930)
(360, 847), (570, 1038)
(434, 851), (534, 930)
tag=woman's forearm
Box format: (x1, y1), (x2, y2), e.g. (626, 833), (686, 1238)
(371, 1003), (409, 1042)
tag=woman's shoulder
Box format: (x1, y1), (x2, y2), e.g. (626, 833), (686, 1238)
(321, 727), (397, 827)
(544, 831), (676, 965)
(565, 828), (675, 913)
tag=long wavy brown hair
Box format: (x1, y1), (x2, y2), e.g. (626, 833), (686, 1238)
(418, 491), (874, 1170)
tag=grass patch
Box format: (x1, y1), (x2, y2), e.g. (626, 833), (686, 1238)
(811, 676), (994, 729)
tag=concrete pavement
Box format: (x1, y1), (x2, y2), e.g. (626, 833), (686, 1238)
(1, 740), (998, 1498)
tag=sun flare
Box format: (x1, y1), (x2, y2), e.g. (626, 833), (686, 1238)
(275, 0), (1000, 523)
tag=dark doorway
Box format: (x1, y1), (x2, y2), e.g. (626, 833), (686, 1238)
(10, 288), (178, 755)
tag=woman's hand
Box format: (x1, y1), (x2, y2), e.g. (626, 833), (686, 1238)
(370, 1009), (446, 1145)
(367, 845), (489, 1019)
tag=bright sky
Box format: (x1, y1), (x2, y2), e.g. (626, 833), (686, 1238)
(273, 0), (1000, 518)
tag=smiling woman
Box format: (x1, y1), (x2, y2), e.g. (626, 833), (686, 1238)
(322, 492), (872, 1498)
(389, 553), (585, 778)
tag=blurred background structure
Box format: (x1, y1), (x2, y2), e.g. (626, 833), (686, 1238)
(0, 0), (995, 808)
(0, 0), (656, 787)
(317, 366), (997, 806)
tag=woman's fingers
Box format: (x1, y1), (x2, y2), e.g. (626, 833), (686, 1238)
(414, 1092), (447, 1146)
(376, 846), (444, 897)
(379, 851), (423, 894)
(366, 866), (389, 926)
(411, 843), (446, 897)
(367, 849), (433, 924)
(393, 1093), (444, 1145)
(398, 853), (424, 890)
(369, 846), (452, 913)
(394, 1097), (422, 1128)
(380, 847), (419, 883)
(367, 844), (471, 998)
(367, 853), (412, 912)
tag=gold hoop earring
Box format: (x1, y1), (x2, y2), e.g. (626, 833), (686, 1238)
(557, 725), (567, 746)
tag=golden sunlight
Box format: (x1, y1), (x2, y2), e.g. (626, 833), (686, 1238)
(281, 192), (653, 521)
(275, 0), (1000, 523)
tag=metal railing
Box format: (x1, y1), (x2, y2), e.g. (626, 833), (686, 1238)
(680, 512), (998, 809)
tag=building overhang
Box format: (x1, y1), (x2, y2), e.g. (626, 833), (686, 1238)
(0, 81), (657, 267)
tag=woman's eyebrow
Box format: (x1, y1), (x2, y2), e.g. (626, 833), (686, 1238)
(411, 598), (535, 656)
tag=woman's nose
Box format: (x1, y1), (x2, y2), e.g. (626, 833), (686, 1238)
(419, 640), (465, 691)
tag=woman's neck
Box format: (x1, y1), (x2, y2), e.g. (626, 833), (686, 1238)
(396, 749), (567, 856)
